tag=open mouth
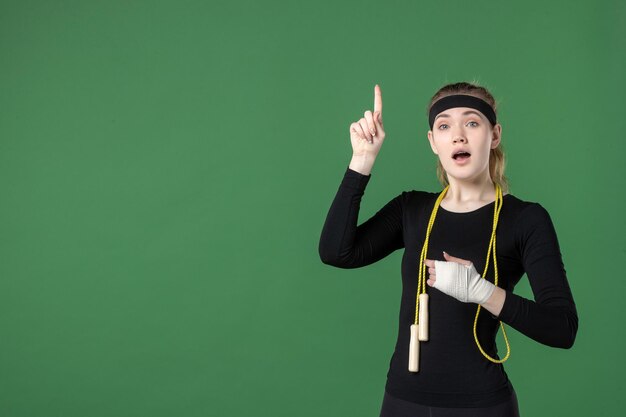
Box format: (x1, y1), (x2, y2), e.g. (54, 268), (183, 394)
(452, 152), (471, 162)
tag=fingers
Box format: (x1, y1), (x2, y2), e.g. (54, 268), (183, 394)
(358, 117), (373, 142)
(373, 110), (383, 130)
(443, 252), (472, 266)
(350, 122), (370, 143)
(374, 84), (382, 115)
(363, 110), (376, 136)
(349, 86), (385, 148)
(424, 257), (436, 286)
(423, 259), (437, 277)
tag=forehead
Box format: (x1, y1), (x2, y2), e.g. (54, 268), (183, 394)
(435, 107), (484, 121)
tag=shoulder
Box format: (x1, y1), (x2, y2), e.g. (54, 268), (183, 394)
(378, 190), (434, 214)
(506, 195), (553, 223)
(505, 195), (559, 244)
(397, 189), (438, 206)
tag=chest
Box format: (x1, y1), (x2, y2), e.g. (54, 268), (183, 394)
(400, 204), (524, 288)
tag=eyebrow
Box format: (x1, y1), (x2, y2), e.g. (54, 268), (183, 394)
(435, 110), (483, 121)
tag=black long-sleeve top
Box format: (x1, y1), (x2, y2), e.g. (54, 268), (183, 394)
(318, 166), (579, 408)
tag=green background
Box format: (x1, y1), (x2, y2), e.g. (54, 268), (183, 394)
(1, 0), (624, 416)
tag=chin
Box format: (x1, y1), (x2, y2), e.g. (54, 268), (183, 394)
(444, 165), (475, 175)
(447, 173), (476, 182)
(443, 164), (476, 176)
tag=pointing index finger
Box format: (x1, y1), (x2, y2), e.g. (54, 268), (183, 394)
(374, 84), (382, 115)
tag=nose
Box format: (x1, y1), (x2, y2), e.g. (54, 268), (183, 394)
(453, 136), (467, 143)
(451, 123), (468, 143)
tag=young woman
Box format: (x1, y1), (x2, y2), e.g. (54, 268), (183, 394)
(318, 82), (578, 417)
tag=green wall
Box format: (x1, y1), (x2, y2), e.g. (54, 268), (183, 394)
(1, 0), (624, 415)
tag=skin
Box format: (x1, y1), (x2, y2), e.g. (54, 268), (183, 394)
(424, 104), (507, 316)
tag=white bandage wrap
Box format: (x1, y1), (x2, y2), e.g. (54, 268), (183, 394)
(433, 261), (496, 304)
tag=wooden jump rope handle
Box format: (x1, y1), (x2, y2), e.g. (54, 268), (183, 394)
(418, 294), (429, 341)
(409, 324), (420, 372)
(409, 294), (429, 372)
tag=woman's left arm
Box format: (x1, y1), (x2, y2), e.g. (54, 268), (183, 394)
(492, 203), (579, 349)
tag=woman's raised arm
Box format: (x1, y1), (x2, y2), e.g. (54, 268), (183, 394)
(319, 84), (404, 268)
(318, 166), (405, 268)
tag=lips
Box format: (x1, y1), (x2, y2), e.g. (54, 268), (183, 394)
(451, 150), (472, 159)
(452, 151), (471, 165)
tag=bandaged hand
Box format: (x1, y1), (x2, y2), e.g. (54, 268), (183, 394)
(425, 251), (495, 304)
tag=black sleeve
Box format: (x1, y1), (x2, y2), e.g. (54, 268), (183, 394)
(318, 166), (405, 268)
(497, 203), (579, 349)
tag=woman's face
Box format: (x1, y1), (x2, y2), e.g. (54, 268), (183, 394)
(427, 106), (502, 183)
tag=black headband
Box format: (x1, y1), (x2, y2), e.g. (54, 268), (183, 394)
(428, 94), (497, 130)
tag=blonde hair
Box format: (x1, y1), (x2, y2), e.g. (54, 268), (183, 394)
(426, 81), (510, 194)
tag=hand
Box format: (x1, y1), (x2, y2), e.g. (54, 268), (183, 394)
(424, 251), (496, 305)
(350, 84), (386, 157)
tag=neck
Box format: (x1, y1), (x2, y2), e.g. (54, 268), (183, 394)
(444, 170), (499, 203)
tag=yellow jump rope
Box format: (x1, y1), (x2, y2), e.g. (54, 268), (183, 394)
(408, 183), (511, 372)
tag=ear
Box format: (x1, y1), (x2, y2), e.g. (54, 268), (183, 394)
(490, 124), (502, 149)
(427, 130), (439, 155)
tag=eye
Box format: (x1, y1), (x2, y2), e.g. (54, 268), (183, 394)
(437, 123), (448, 130)
(468, 121), (479, 127)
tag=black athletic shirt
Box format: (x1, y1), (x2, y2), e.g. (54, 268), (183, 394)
(318, 166), (579, 408)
